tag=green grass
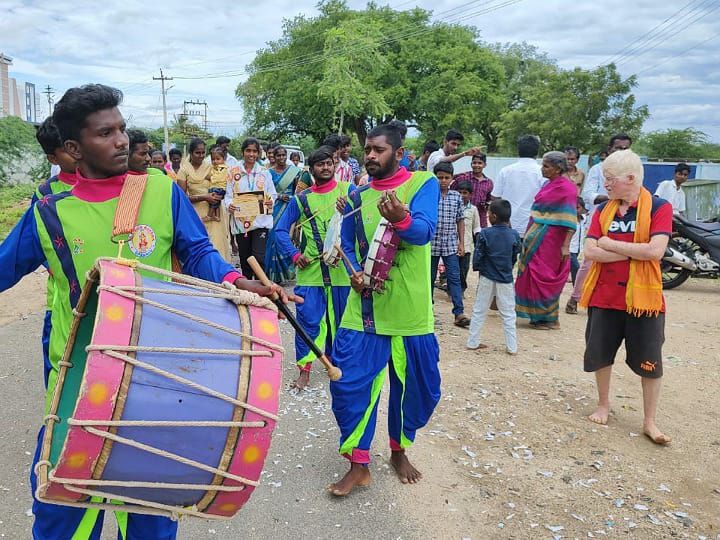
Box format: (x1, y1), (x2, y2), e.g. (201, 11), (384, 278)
(0, 183), (36, 240)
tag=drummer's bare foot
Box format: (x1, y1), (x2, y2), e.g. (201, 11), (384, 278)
(327, 463), (371, 496)
(291, 369), (310, 390)
(391, 450), (422, 484)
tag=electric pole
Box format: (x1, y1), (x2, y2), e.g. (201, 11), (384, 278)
(184, 99), (208, 133)
(153, 69), (173, 159)
(42, 85), (54, 116)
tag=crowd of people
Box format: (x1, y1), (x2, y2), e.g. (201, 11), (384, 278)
(0, 81), (679, 538)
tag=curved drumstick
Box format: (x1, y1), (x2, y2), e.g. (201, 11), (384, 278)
(246, 257), (342, 381)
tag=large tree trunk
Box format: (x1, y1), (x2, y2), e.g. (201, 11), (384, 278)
(350, 116), (368, 147)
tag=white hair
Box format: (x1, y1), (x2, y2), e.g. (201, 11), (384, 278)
(603, 149), (644, 185)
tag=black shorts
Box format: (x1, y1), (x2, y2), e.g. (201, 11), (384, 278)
(583, 307), (665, 378)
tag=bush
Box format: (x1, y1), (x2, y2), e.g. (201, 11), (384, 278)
(0, 116), (48, 186)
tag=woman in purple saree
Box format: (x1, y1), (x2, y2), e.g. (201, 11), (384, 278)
(515, 151), (578, 329)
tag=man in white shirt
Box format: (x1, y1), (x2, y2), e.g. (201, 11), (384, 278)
(654, 163), (690, 215)
(426, 129), (483, 173)
(490, 134), (543, 238)
(323, 133), (354, 183)
(566, 133), (632, 314)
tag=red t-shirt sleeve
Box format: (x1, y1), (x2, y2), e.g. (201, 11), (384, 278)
(586, 206), (604, 239)
(650, 201), (673, 236)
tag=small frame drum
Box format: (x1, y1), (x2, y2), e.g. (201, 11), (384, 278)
(363, 218), (401, 294)
(321, 211), (344, 267)
(35, 258), (284, 520)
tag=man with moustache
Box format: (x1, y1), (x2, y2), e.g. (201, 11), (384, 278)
(0, 83), (291, 539)
(274, 145), (354, 390)
(327, 123), (441, 497)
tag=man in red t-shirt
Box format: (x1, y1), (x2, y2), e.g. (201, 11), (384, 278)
(581, 149), (672, 445)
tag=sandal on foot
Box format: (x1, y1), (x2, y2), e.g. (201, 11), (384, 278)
(454, 314), (471, 328)
(565, 299), (578, 314)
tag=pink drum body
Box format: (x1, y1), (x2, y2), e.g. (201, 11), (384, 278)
(37, 259), (283, 519)
(363, 218), (400, 293)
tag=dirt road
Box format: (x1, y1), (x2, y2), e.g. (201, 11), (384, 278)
(0, 270), (718, 539)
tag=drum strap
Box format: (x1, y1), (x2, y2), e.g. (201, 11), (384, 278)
(112, 174), (147, 242)
(112, 174), (182, 272)
(112, 174), (148, 240)
(298, 191), (331, 284)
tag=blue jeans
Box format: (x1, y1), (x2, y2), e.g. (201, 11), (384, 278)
(431, 254), (464, 317)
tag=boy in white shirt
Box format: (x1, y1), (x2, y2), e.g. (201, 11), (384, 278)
(654, 163), (690, 216)
(569, 197), (589, 287)
(455, 180), (481, 294)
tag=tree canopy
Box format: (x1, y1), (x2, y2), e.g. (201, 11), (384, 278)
(236, 0), (649, 154)
(237, 0), (505, 146)
(634, 128), (720, 160)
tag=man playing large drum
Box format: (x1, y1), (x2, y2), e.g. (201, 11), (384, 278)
(0, 84), (290, 539)
(274, 145), (354, 390)
(327, 123), (441, 496)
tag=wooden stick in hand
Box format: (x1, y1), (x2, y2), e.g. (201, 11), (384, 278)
(246, 256), (342, 381)
(334, 244), (364, 280)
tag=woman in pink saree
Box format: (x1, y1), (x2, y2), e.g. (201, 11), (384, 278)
(515, 151), (578, 329)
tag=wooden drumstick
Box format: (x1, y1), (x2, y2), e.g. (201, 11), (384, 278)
(246, 257), (342, 381)
(334, 244), (364, 280)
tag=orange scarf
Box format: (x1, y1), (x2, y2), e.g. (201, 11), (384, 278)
(579, 187), (663, 317)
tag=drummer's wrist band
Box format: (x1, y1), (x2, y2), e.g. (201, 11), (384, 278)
(392, 214), (412, 230)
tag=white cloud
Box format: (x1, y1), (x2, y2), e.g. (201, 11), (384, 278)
(2, 0), (718, 141)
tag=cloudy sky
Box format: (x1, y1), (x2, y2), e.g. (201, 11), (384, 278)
(2, 0), (718, 142)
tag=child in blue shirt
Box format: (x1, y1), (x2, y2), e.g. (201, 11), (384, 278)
(467, 199), (521, 354)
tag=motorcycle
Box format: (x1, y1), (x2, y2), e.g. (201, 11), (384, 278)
(661, 215), (720, 289)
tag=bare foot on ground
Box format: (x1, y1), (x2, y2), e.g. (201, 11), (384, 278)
(290, 370), (310, 390)
(588, 404), (610, 425)
(390, 450), (423, 484)
(644, 423), (672, 445)
(327, 463), (371, 496)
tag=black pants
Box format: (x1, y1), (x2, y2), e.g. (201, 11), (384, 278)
(459, 253), (471, 291)
(236, 228), (268, 279)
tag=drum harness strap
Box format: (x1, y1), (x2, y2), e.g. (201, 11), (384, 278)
(111, 173), (148, 259)
(111, 174), (182, 272)
(297, 190), (332, 285)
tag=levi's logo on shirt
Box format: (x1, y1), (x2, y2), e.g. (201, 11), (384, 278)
(608, 220), (636, 233)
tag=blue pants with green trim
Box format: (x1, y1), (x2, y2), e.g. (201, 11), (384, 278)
(30, 427), (178, 539)
(329, 330), (441, 463)
(294, 285), (350, 368)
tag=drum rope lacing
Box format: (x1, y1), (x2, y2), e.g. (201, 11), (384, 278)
(94, 285), (284, 353)
(36, 259), (283, 520)
(86, 349), (280, 422)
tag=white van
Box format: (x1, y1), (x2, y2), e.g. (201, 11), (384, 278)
(282, 145), (305, 167)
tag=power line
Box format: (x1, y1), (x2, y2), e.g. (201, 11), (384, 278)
(172, 0), (521, 81)
(634, 32), (719, 76)
(601, 0), (719, 66)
